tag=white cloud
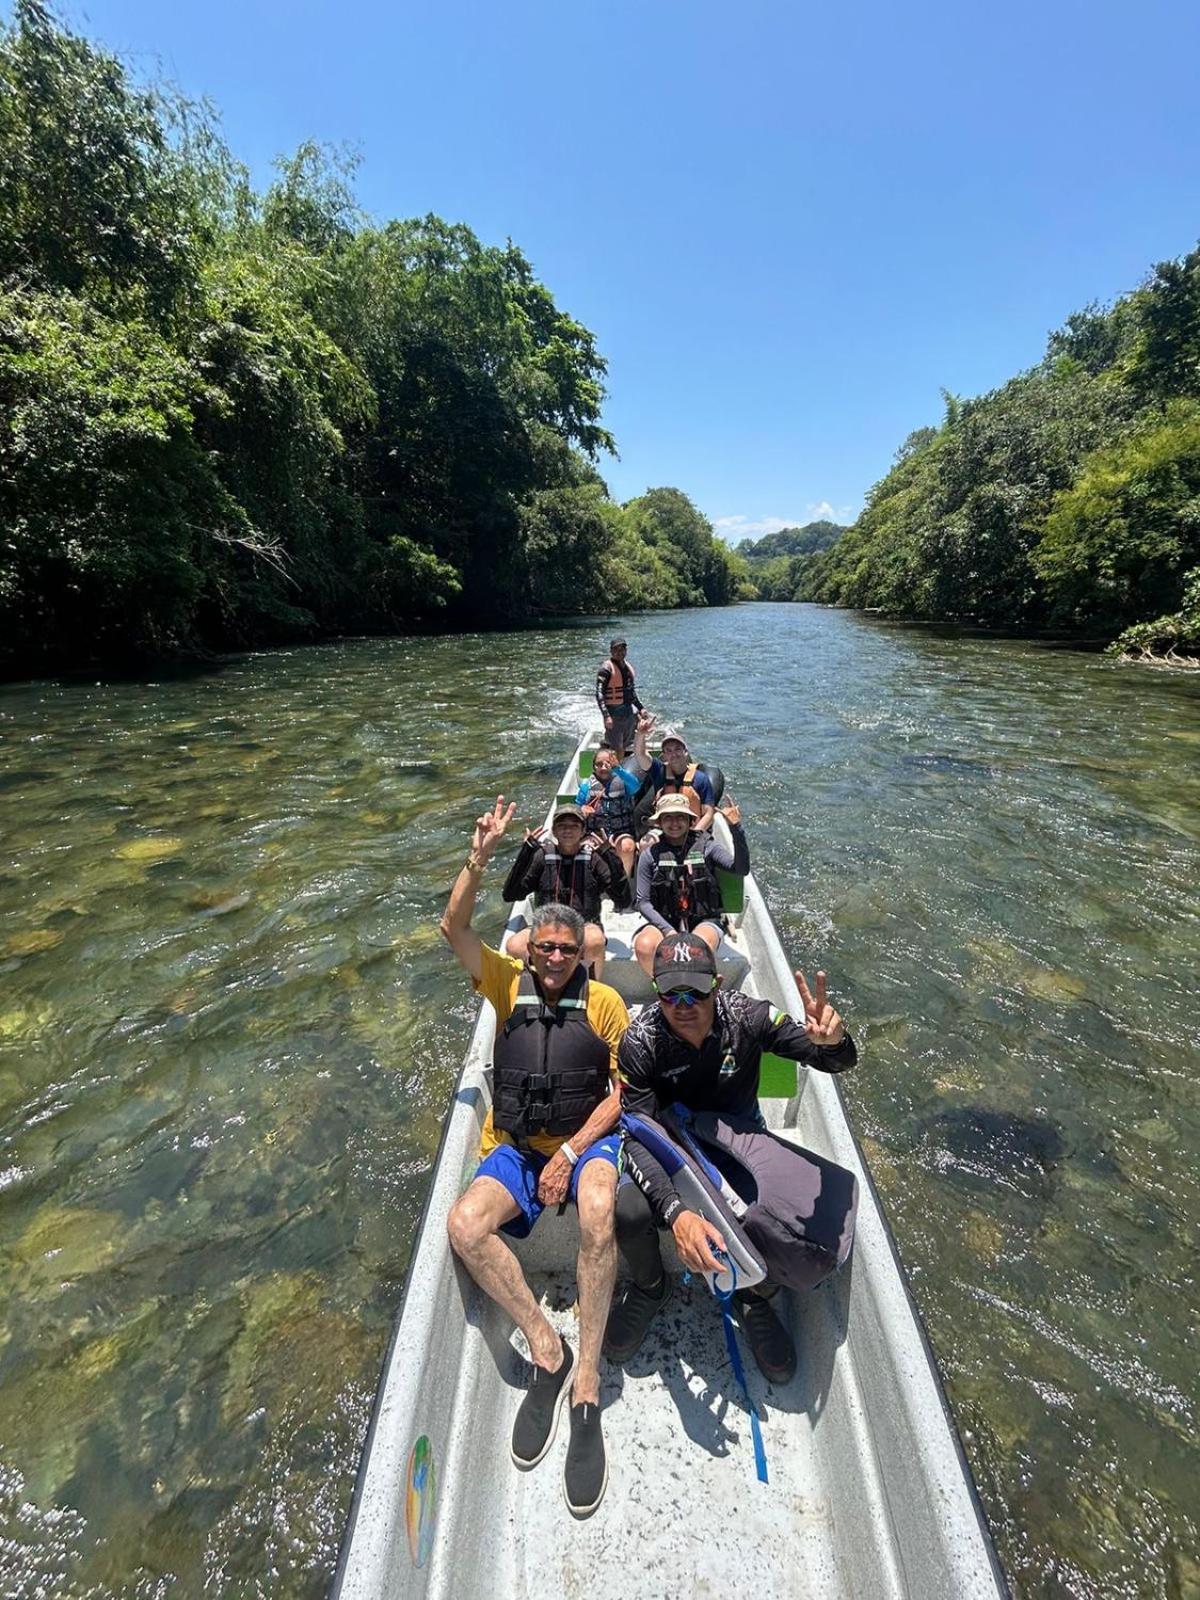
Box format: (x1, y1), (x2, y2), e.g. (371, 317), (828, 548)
(807, 500), (861, 522)
(714, 514), (803, 543)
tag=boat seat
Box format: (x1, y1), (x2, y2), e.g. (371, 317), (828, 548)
(505, 902), (749, 1002)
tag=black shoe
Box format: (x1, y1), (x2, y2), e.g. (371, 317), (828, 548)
(602, 1277), (670, 1362)
(564, 1400), (608, 1518)
(511, 1338), (574, 1469)
(736, 1292), (796, 1384)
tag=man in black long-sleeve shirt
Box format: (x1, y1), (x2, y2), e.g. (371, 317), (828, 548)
(605, 933), (857, 1382)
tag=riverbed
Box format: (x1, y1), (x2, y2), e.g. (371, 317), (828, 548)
(1, 605), (1197, 1597)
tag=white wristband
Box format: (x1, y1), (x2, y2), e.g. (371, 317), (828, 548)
(560, 1142), (579, 1167)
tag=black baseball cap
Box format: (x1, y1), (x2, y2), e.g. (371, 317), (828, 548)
(653, 932), (718, 995)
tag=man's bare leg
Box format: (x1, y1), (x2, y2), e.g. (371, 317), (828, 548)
(583, 921), (607, 982)
(572, 1160), (618, 1405)
(447, 1176), (563, 1372)
(633, 924), (664, 978)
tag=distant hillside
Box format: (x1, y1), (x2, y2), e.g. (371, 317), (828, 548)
(737, 520), (846, 562)
(735, 520), (847, 601)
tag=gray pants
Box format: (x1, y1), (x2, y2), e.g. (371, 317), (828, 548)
(605, 707), (635, 751)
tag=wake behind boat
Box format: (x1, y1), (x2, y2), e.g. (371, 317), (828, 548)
(332, 731), (1007, 1599)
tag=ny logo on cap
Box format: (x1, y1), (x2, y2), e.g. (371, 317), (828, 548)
(669, 939), (700, 963)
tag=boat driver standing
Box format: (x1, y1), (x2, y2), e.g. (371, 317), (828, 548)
(442, 797), (626, 1518)
(605, 934), (858, 1385)
(595, 636), (643, 760)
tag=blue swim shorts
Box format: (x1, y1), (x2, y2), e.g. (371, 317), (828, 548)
(475, 1134), (622, 1239)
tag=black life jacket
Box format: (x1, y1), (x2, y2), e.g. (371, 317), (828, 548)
(536, 844), (598, 922)
(582, 772), (636, 838)
(492, 966), (611, 1140)
(648, 835), (723, 930)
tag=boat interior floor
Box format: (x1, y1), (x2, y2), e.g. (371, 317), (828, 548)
(445, 1242), (856, 1600)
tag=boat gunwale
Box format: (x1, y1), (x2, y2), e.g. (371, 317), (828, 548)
(332, 727), (1009, 1598)
(330, 729), (597, 1594)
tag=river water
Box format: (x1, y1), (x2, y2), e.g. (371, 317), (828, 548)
(1, 604), (1197, 1599)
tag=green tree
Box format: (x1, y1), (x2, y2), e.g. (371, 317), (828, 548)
(1130, 245), (1200, 402)
(0, 3), (732, 675)
(624, 488), (736, 606)
(1108, 568), (1200, 662)
(1033, 401), (1200, 632)
(0, 286), (224, 657)
(0, 0), (199, 311)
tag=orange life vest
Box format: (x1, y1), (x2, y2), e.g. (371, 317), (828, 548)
(601, 658), (635, 709)
(657, 761), (703, 819)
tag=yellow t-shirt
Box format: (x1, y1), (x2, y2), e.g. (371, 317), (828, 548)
(473, 943), (629, 1158)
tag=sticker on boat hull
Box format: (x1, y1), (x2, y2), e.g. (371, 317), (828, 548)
(406, 1434), (437, 1568)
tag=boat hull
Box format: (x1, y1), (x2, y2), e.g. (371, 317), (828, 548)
(333, 733), (1007, 1599)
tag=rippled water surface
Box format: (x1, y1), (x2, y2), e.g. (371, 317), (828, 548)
(1, 607), (1198, 1598)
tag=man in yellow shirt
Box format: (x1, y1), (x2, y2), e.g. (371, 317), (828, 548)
(442, 795), (628, 1519)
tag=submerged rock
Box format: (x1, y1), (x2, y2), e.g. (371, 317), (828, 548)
(2, 928), (64, 957)
(0, 1005), (56, 1042)
(14, 1204), (128, 1288)
(962, 1209), (1006, 1264)
(0, 1303), (159, 1503)
(927, 1106), (1066, 1204)
(221, 1271), (375, 1428)
(189, 890), (253, 917)
(116, 837), (185, 863)
(1020, 968), (1089, 1003)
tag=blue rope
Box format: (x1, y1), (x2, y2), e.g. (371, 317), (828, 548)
(709, 1254), (769, 1485)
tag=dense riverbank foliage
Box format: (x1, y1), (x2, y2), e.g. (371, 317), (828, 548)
(0, 3), (740, 676)
(799, 250), (1200, 662)
(735, 520), (845, 601)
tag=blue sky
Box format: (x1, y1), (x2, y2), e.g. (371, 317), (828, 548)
(35, 0), (1200, 540)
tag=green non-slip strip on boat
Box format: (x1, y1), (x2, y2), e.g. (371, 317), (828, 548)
(578, 750), (594, 780)
(716, 867), (745, 914)
(759, 1052), (797, 1099)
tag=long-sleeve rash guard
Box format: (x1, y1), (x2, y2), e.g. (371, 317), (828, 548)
(634, 823), (750, 935)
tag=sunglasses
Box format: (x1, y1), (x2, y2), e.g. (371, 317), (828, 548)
(532, 940), (580, 957)
(654, 987), (708, 1008)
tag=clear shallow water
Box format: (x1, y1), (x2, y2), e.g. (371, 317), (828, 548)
(0, 607), (1197, 1598)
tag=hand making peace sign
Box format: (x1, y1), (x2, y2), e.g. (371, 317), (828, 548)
(796, 969), (845, 1048)
(472, 795), (517, 862)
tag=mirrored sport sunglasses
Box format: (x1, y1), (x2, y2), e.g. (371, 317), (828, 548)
(653, 986), (707, 1008)
(531, 940), (580, 957)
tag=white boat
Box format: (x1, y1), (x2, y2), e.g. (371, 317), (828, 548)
(332, 732), (1007, 1599)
